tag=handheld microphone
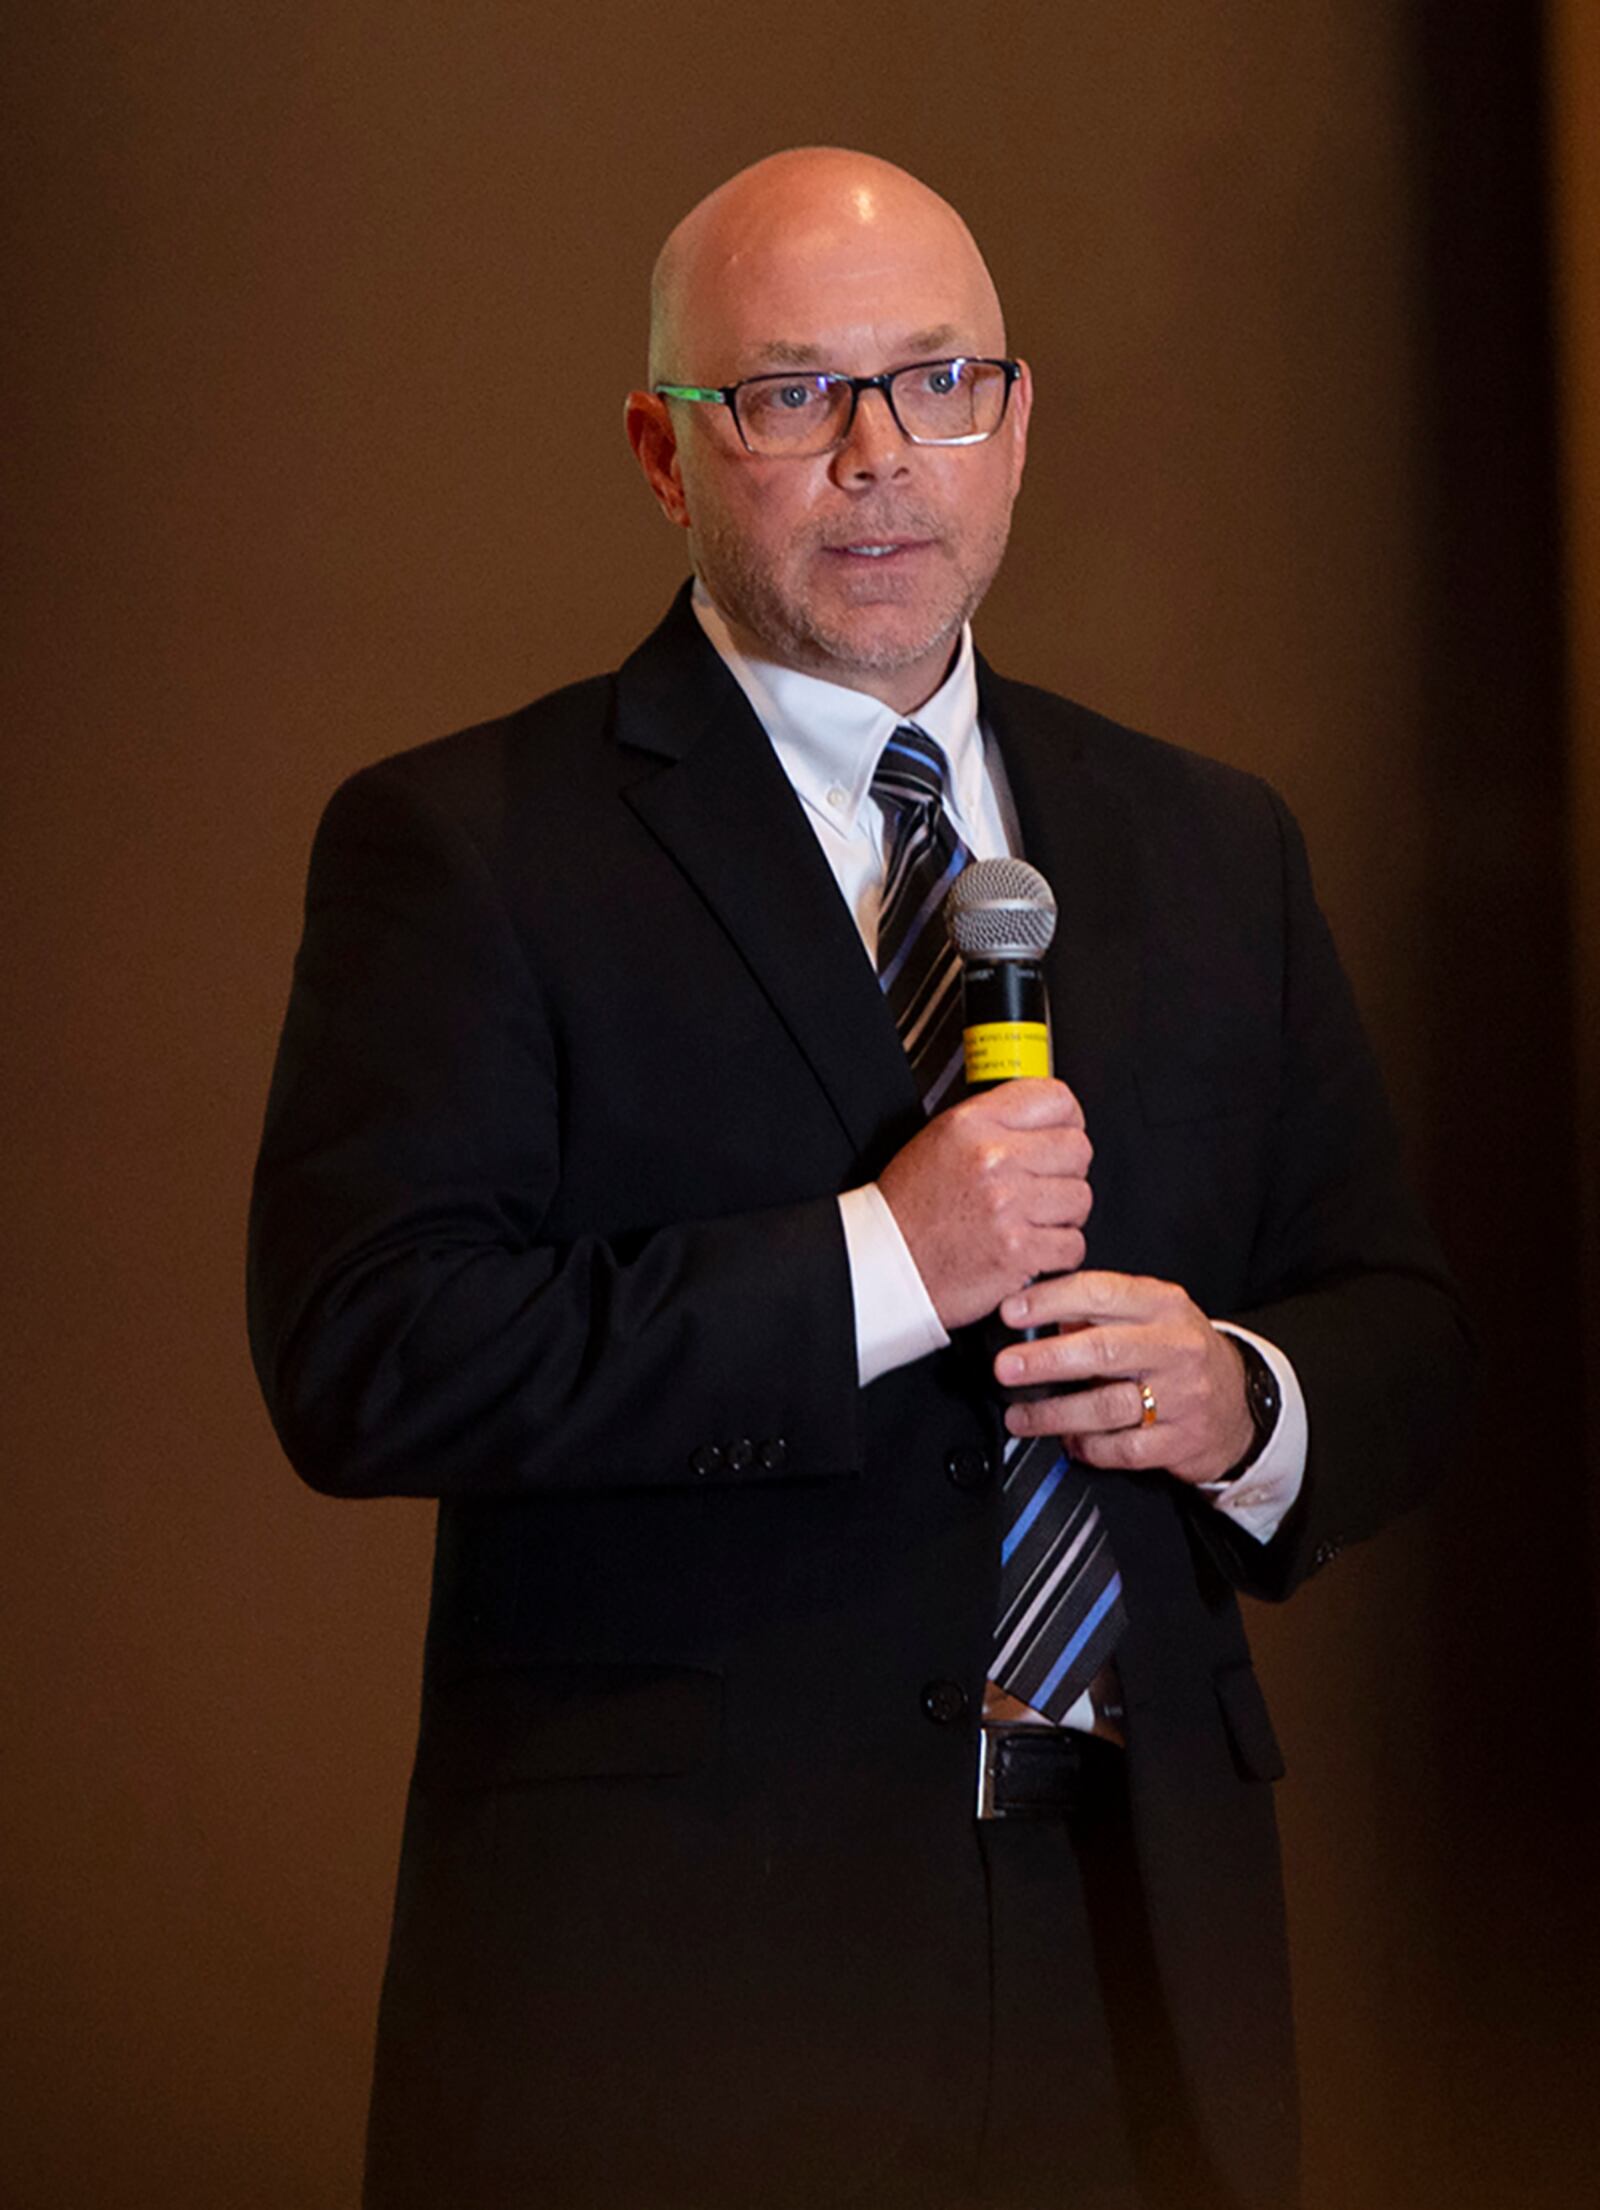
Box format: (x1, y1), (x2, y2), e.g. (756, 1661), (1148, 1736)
(943, 857), (1057, 1088)
(944, 858), (1068, 1391)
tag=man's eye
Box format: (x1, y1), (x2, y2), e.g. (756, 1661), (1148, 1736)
(774, 382), (821, 410)
(921, 363), (963, 397)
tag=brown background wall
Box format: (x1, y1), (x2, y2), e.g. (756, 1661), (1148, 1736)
(3, 5), (1594, 2205)
(1552, 0), (1600, 1620)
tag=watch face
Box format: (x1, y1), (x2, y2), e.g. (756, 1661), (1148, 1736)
(1251, 1360), (1281, 1430)
(1237, 1341), (1280, 1469)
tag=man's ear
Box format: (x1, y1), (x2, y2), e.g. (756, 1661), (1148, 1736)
(1006, 359), (1034, 496)
(625, 392), (690, 528)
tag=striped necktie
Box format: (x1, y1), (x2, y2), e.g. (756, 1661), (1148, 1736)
(871, 724), (971, 1114)
(870, 724), (1127, 1726)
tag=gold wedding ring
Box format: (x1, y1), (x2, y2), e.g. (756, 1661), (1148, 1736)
(1138, 1381), (1159, 1429)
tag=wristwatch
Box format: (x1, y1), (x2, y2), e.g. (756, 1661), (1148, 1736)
(1220, 1335), (1282, 1481)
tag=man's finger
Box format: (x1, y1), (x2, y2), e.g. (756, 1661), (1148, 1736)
(1019, 1174), (1094, 1228)
(968, 1077), (1086, 1131)
(1004, 1398), (1172, 1464)
(1011, 1129), (1094, 1181)
(1000, 1379), (1147, 1437)
(1010, 1227), (1089, 1280)
(971, 1129), (1091, 1184)
(1000, 1269), (1172, 1328)
(995, 1320), (1152, 1389)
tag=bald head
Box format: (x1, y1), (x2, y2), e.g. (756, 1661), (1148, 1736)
(626, 146), (1030, 712)
(647, 148), (1006, 386)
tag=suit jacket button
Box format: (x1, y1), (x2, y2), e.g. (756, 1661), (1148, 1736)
(758, 1438), (788, 1472)
(690, 1443), (724, 1478)
(944, 1445), (991, 1490)
(726, 1438), (754, 1473)
(921, 1679), (968, 1725)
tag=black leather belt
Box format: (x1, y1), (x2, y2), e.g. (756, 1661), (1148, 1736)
(976, 1724), (1125, 1820)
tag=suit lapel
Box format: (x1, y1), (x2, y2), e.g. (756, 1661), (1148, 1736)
(614, 594), (921, 1163)
(977, 662), (1143, 1123)
(609, 603), (1142, 1165)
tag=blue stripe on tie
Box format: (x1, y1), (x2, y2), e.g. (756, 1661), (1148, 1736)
(881, 732), (939, 771)
(876, 843), (966, 992)
(875, 740), (942, 804)
(1033, 1570), (1123, 1708)
(1000, 1454), (1066, 1565)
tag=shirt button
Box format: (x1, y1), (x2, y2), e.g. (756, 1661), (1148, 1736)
(920, 1679), (968, 1726)
(826, 784), (848, 810)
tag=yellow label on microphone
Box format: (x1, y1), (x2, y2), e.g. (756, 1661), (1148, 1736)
(964, 1021), (1051, 1083)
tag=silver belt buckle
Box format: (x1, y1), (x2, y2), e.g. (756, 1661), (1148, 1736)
(976, 1726), (1007, 1821)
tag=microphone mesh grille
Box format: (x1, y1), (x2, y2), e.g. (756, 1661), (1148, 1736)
(944, 857), (1058, 956)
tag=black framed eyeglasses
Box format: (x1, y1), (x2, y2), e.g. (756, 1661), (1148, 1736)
(653, 356), (1021, 457)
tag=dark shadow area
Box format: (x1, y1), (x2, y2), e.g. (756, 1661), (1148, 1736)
(1405, 4), (1600, 2201)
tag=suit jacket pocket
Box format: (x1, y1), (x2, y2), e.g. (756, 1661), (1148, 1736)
(414, 1662), (723, 1794)
(1213, 1661), (1287, 1782)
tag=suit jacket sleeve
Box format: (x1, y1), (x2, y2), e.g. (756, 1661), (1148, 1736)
(1198, 782), (1473, 1599)
(247, 759), (862, 1500)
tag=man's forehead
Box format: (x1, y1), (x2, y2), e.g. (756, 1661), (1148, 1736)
(681, 237), (1001, 375)
(651, 150), (1005, 379)
(744, 325), (966, 371)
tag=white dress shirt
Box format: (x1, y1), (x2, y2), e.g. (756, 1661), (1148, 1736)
(691, 588), (1306, 1555)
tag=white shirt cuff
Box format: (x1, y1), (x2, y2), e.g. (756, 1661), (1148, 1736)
(1195, 1323), (1308, 1543)
(837, 1185), (949, 1387)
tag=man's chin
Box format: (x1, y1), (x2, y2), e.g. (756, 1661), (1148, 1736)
(700, 563), (971, 694)
(797, 600), (967, 682)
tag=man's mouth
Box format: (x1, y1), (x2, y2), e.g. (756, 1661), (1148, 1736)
(827, 538), (931, 559)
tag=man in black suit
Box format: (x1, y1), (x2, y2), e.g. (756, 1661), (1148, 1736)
(249, 149), (1469, 2210)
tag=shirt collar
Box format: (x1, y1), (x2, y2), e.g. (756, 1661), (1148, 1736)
(691, 583), (985, 838)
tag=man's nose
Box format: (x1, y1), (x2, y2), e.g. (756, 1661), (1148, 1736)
(830, 385), (911, 484)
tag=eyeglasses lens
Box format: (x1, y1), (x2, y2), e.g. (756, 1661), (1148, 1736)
(892, 360), (1008, 443)
(735, 360), (1009, 454)
(736, 377), (845, 454)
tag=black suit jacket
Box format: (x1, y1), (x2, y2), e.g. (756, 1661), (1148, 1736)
(249, 588), (1469, 2210)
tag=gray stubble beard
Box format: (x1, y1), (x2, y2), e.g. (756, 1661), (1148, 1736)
(689, 508), (1013, 685)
